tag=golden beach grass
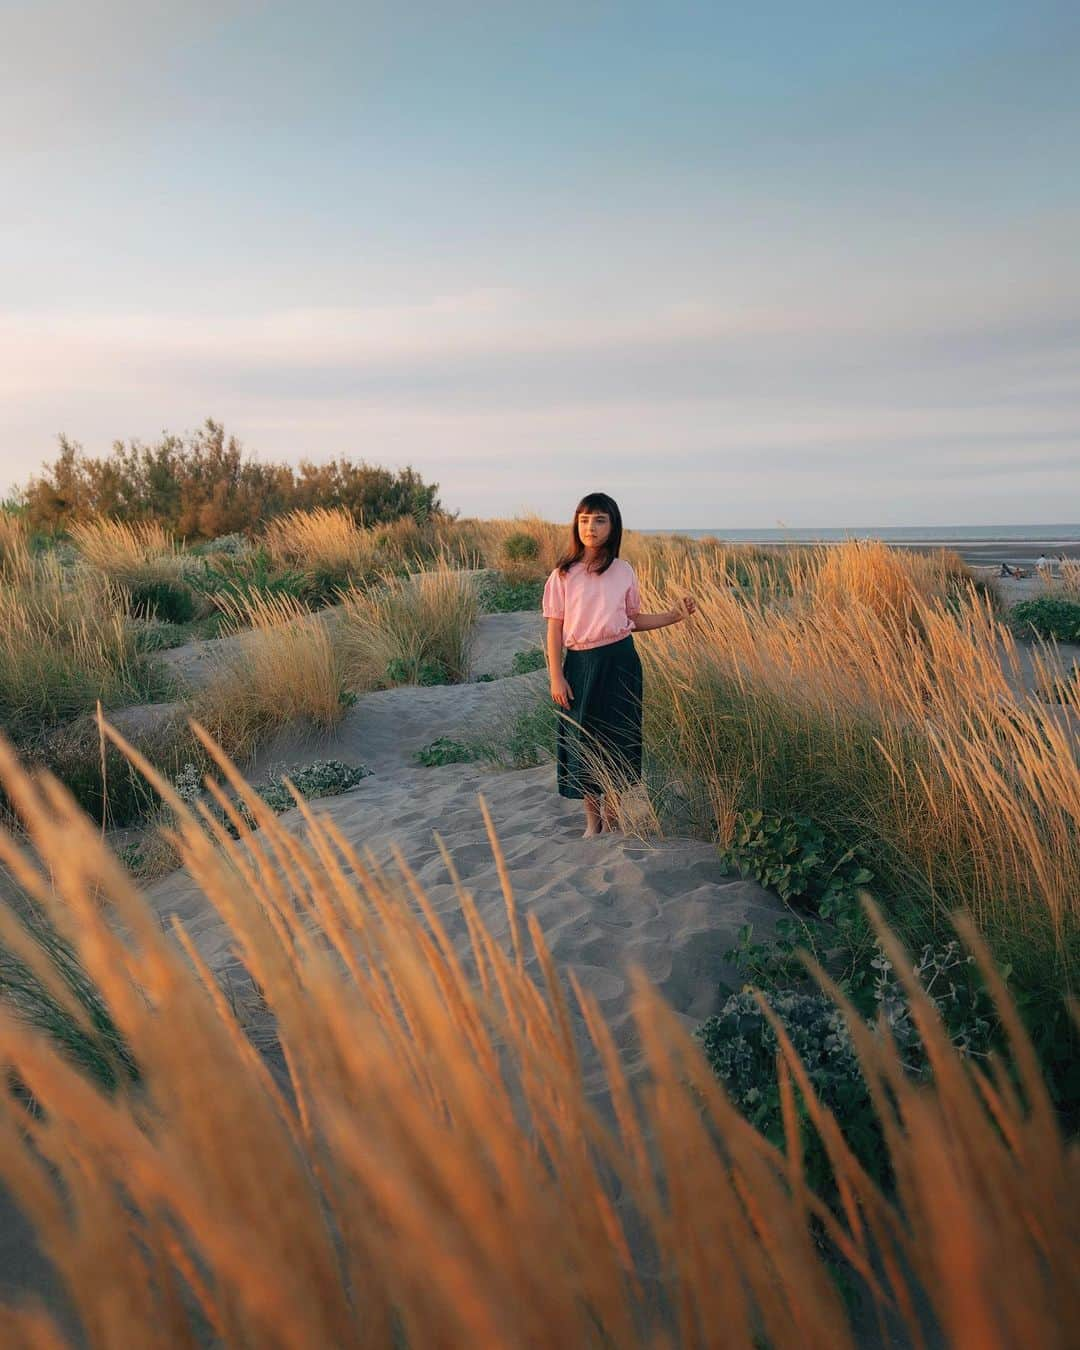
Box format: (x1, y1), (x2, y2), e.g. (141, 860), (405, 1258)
(336, 559), (479, 690)
(68, 518), (181, 586)
(633, 543), (1080, 984)
(193, 590), (347, 762)
(262, 507), (376, 576)
(0, 512), (31, 582)
(1059, 558), (1080, 597)
(0, 555), (153, 739)
(0, 723), (1075, 1347)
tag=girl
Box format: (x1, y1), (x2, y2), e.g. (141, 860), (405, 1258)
(542, 492), (697, 837)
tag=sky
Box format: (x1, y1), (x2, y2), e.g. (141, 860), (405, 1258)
(2, 0), (1078, 527)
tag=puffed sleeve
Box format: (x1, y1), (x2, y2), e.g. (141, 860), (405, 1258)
(542, 567), (565, 619)
(625, 567), (642, 624)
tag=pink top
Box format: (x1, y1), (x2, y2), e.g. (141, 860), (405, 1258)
(542, 557), (642, 651)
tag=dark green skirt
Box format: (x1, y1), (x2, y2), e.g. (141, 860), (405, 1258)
(557, 635), (643, 799)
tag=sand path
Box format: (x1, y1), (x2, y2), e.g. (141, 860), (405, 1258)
(146, 656), (784, 1097)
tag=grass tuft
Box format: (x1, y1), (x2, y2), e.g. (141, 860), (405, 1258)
(336, 561), (479, 690)
(193, 590), (349, 763)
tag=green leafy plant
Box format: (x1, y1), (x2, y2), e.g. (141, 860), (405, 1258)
(248, 759), (370, 816)
(510, 646), (546, 675)
(385, 656), (451, 687)
(476, 572), (544, 614)
(14, 715), (201, 829)
(697, 988), (878, 1193)
(132, 612), (227, 652)
(191, 548), (309, 607)
(719, 810), (880, 1004)
(188, 532), (251, 557)
(125, 578), (197, 623)
(1009, 596), (1080, 643)
(172, 759), (371, 838)
(414, 737), (479, 767)
(720, 810), (873, 912)
(697, 939), (994, 1195)
(502, 532), (540, 562)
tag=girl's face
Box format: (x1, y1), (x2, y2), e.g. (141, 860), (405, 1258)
(577, 509), (612, 549)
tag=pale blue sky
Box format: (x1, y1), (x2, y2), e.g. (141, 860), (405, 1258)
(2, 0), (1078, 525)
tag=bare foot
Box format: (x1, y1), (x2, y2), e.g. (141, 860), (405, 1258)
(582, 823), (604, 838)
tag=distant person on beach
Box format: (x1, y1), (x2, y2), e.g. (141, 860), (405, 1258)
(543, 492), (697, 838)
(1035, 553), (1051, 577)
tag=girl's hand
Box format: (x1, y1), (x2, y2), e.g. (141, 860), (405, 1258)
(675, 594), (697, 621)
(550, 674), (573, 709)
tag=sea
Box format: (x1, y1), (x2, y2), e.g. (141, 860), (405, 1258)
(640, 525), (1080, 568)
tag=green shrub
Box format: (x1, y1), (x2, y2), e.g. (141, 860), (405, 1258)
(188, 532), (251, 557)
(171, 758), (370, 836)
(698, 989), (879, 1192)
(477, 572), (544, 613)
(1009, 596), (1080, 643)
(126, 577), (197, 623)
(249, 759), (370, 815)
(8, 716), (207, 830)
(720, 810), (873, 914)
(190, 548), (309, 608)
(510, 646), (546, 675)
(17, 421), (444, 539)
(385, 656), (451, 687)
(698, 939), (993, 1195)
(132, 612), (227, 653)
(132, 621), (188, 652)
(299, 565), (358, 610)
(718, 810), (879, 1001)
(414, 737), (479, 767)
(503, 532), (540, 562)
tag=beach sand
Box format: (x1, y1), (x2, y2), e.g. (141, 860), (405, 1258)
(145, 656), (785, 1093)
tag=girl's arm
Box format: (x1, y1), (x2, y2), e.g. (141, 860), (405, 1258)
(545, 616), (565, 674)
(633, 608), (683, 632)
(546, 618), (573, 708)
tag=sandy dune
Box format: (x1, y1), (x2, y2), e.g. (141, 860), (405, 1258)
(148, 659), (784, 1100)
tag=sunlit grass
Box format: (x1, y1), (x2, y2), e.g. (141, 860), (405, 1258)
(0, 723), (1073, 1347)
(1059, 558), (1080, 597)
(336, 560), (479, 689)
(0, 511), (32, 582)
(634, 543), (1080, 992)
(193, 590), (348, 762)
(0, 554), (167, 742)
(68, 518), (182, 587)
(262, 506), (376, 576)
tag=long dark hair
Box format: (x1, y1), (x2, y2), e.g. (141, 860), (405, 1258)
(555, 492), (624, 575)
